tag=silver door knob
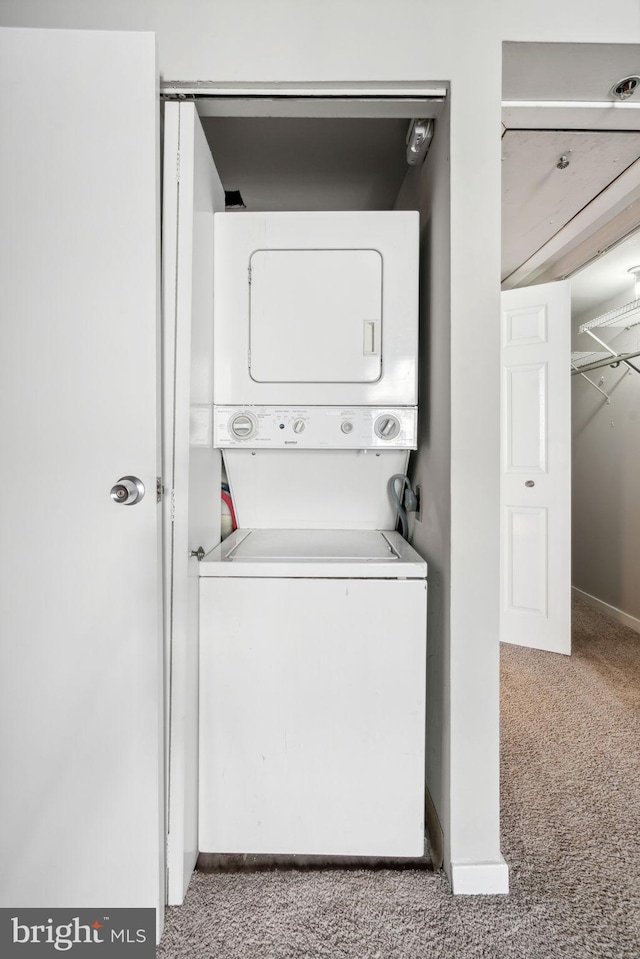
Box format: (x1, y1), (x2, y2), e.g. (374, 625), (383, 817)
(110, 476), (145, 505)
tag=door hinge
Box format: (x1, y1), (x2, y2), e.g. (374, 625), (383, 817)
(156, 477), (164, 503)
(248, 265), (252, 285)
(170, 489), (176, 523)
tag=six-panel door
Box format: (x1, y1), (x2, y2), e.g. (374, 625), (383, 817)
(500, 282), (571, 654)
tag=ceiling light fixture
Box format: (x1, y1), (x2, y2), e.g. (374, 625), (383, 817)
(627, 265), (640, 298)
(406, 119), (433, 166)
(610, 75), (640, 100)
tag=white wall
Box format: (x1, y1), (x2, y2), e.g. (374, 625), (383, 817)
(572, 289), (640, 625)
(2, 0), (639, 888)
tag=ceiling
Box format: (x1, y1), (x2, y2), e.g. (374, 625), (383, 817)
(502, 41), (640, 316)
(503, 42), (640, 102)
(501, 129), (640, 284)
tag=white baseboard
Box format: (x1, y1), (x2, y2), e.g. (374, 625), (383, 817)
(450, 857), (509, 895)
(572, 587), (640, 636)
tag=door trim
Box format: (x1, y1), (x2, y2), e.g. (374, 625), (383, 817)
(161, 81), (446, 119)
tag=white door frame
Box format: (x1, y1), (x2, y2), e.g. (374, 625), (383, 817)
(161, 81), (447, 119)
(161, 83), (447, 904)
(162, 101), (226, 904)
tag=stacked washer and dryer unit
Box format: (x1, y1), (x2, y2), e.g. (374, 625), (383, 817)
(199, 211), (428, 858)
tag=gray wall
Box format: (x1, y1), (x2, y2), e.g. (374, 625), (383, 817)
(395, 101), (451, 859)
(572, 292), (640, 622)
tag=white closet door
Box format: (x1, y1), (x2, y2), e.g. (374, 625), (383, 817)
(500, 281), (571, 655)
(0, 27), (164, 920)
(162, 101), (226, 904)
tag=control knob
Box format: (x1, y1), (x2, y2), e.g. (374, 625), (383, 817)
(293, 419), (306, 434)
(229, 411), (257, 440)
(374, 414), (401, 441)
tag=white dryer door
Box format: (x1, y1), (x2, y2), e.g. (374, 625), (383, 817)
(249, 249), (382, 383)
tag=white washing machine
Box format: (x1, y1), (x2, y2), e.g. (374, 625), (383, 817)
(199, 529), (427, 857)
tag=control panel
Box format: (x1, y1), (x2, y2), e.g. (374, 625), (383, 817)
(213, 407), (418, 449)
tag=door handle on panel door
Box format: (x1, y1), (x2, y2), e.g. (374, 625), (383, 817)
(363, 320), (378, 355)
(110, 476), (145, 505)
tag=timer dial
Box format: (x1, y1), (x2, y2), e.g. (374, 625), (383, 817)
(229, 411), (257, 440)
(374, 414), (401, 440)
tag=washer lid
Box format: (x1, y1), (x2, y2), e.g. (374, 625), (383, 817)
(199, 529), (427, 579)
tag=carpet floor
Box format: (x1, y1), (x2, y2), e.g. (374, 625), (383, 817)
(158, 595), (640, 958)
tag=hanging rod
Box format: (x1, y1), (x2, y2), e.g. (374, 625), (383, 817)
(570, 361), (611, 401)
(570, 347), (640, 375)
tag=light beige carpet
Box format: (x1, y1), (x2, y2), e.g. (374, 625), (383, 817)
(158, 595), (640, 958)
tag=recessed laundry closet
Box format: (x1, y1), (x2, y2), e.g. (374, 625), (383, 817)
(161, 95), (449, 902)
